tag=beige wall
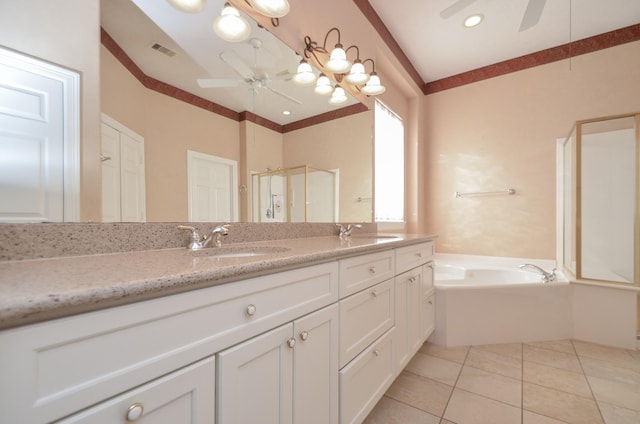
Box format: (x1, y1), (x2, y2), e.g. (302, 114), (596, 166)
(423, 41), (640, 259)
(0, 0), (102, 221)
(283, 111), (374, 222)
(101, 46), (240, 221)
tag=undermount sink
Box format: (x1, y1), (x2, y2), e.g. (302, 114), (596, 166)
(352, 234), (401, 239)
(190, 245), (290, 258)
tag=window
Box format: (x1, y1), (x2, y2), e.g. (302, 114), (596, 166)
(374, 100), (404, 222)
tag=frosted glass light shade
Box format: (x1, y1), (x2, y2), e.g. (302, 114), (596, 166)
(293, 60), (316, 85)
(344, 61), (369, 85)
(314, 74), (333, 95)
(166, 0), (206, 13)
(361, 73), (385, 95)
(329, 86), (348, 105)
(248, 0), (290, 18)
(213, 4), (251, 42)
(325, 45), (351, 73)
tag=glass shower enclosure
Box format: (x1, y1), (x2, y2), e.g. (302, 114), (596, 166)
(560, 113), (639, 285)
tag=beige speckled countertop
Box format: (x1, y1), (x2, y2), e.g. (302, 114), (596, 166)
(0, 234), (435, 330)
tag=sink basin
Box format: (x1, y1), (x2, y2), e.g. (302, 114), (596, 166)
(352, 234), (401, 239)
(190, 245), (290, 258)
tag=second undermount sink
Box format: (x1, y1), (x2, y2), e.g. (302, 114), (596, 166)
(190, 245), (290, 258)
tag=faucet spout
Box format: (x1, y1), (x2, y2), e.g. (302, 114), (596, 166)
(336, 223), (362, 238)
(202, 224), (230, 248)
(519, 264), (557, 283)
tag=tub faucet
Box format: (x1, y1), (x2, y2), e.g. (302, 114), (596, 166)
(203, 224), (230, 248)
(519, 264), (557, 283)
(337, 223), (362, 238)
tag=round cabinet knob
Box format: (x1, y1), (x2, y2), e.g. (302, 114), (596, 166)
(299, 331), (309, 341)
(246, 304), (257, 316)
(409, 276), (417, 283)
(287, 337), (296, 348)
(417, 252), (423, 258)
(373, 349), (380, 357)
(126, 403), (144, 422)
(371, 290), (378, 298)
(428, 299), (433, 305)
(369, 266), (376, 274)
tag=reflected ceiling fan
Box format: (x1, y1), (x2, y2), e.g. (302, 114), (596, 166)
(440, 0), (547, 32)
(197, 38), (301, 109)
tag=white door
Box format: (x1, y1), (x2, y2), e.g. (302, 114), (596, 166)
(0, 47), (79, 222)
(217, 324), (293, 424)
(101, 115), (146, 222)
(187, 150), (238, 222)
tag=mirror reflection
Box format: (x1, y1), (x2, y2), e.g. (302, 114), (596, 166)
(99, 0), (373, 224)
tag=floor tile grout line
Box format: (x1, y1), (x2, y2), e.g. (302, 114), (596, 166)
(437, 345), (471, 421)
(572, 340), (607, 424)
(521, 342), (524, 424)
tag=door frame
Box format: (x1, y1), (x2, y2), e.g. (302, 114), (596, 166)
(187, 150), (238, 222)
(0, 46), (80, 222)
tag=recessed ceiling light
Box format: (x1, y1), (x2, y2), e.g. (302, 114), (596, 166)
(464, 14), (484, 28)
(282, 110), (291, 116)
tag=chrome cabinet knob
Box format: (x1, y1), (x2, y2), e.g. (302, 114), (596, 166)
(287, 338), (296, 348)
(373, 349), (380, 356)
(126, 403), (144, 422)
(246, 304), (257, 316)
(299, 331), (309, 341)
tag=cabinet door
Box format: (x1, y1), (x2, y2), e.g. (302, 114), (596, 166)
(217, 324), (293, 424)
(58, 356), (215, 423)
(419, 264), (436, 342)
(293, 304), (339, 424)
(394, 267), (423, 371)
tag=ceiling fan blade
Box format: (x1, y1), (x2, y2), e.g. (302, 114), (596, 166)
(197, 78), (241, 88)
(440, 0), (478, 19)
(219, 51), (254, 80)
(519, 0), (546, 32)
(264, 86), (302, 105)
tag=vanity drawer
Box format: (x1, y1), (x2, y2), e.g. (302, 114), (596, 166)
(0, 262), (338, 424)
(339, 278), (395, 368)
(339, 327), (396, 424)
(395, 241), (434, 274)
(339, 250), (395, 298)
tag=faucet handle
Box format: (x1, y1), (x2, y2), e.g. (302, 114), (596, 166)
(177, 225), (204, 250)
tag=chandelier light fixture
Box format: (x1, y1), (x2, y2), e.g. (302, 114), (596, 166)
(296, 27), (386, 103)
(292, 59), (317, 85)
(166, 0), (206, 13)
(247, 0), (290, 18)
(213, 3), (251, 42)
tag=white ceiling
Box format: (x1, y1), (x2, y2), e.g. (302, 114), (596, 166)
(369, 0), (640, 82)
(101, 0), (640, 125)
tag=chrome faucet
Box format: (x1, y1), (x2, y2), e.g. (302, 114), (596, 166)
(519, 264), (557, 283)
(336, 223), (362, 239)
(178, 224), (230, 250)
(203, 224), (230, 248)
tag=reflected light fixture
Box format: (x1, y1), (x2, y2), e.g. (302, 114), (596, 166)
(328, 86), (348, 105)
(314, 74), (333, 95)
(166, 0), (206, 13)
(213, 3), (251, 42)
(464, 14), (484, 28)
(344, 46), (369, 85)
(360, 59), (385, 95)
(248, 0), (290, 18)
(293, 59), (317, 85)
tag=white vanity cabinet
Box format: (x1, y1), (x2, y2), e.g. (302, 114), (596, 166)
(217, 303), (339, 424)
(57, 356), (215, 423)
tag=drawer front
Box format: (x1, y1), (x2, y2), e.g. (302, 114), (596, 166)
(339, 250), (395, 298)
(395, 241), (434, 274)
(339, 328), (396, 424)
(339, 279), (394, 368)
(58, 356), (215, 423)
(0, 262), (338, 424)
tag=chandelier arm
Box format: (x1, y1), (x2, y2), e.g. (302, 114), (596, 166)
(345, 45), (361, 61)
(323, 27), (341, 49)
(361, 58), (376, 72)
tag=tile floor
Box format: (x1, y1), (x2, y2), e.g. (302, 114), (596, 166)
(363, 339), (640, 424)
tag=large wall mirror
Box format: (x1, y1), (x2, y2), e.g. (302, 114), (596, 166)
(99, 0), (374, 224)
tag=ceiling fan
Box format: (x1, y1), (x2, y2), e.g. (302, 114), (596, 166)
(197, 38), (301, 109)
(440, 0), (547, 32)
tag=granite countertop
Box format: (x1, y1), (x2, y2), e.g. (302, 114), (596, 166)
(0, 234), (435, 330)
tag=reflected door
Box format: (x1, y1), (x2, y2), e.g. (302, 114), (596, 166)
(187, 151), (238, 222)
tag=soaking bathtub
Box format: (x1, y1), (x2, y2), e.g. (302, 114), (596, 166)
(431, 254), (572, 347)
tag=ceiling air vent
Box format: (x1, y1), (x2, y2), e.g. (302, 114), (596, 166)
(150, 42), (176, 58)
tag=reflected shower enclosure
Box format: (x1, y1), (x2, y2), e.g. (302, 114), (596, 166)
(252, 165), (338, 223)
(560, 113), (639, 284)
